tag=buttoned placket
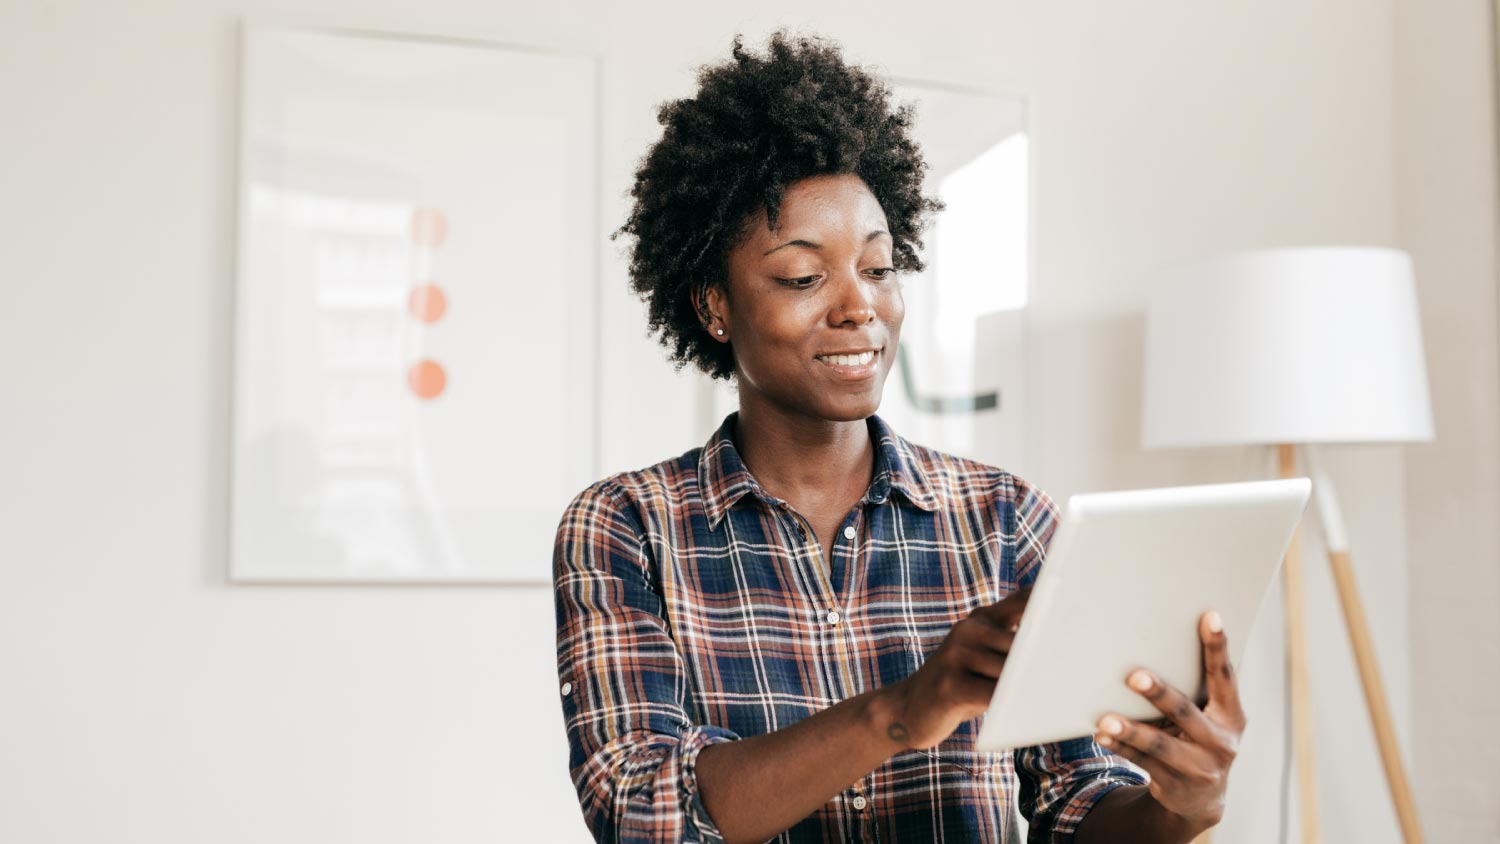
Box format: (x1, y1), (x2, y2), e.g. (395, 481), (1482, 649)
(838, 511), (878, 842)
(778, 502), (880, 839)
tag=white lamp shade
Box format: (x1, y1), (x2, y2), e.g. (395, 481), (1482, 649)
(1142, 246), (1434, 448)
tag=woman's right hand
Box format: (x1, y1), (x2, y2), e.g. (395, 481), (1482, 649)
(877, 586), (1032, 750)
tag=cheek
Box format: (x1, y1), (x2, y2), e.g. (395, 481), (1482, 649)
(732, 303), (811, 378)
(883, 286), (905, 338)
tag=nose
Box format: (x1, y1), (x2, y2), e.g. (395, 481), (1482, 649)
(827, 267), (876, 327)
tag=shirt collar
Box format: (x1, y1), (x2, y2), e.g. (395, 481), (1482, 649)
(698, 412), (942, 529)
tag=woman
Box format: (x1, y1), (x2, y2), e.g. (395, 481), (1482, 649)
(554, 30), (1245, 844)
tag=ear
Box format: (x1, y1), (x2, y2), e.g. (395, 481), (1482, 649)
(692, 281), (731, 341)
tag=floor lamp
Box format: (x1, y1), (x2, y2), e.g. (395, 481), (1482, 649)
(1141, 247), (1433, 844)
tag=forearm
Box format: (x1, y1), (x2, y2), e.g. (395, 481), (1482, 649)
(1073, 784), (1214, 844)
(695, 686), (903, 844)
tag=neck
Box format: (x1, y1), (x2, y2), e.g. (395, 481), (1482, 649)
(732, 398), (875, 507)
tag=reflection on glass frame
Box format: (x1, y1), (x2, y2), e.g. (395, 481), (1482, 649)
(230, 26), (599, 583)
(882, 80), (1030, 473)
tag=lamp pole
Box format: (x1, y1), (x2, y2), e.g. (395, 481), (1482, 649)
(1301, 447), (1424, 843)
(1279, 444), (1321, 844)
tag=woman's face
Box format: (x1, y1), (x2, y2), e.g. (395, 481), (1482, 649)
(709, 172), (903, 424)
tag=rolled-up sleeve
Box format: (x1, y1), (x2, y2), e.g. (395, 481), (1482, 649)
(1009, 478), (1149, 843)
(553, 481), (740, 844)
(1015, 736), (1147, 843)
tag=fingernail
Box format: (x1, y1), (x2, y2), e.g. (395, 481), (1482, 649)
(1097, 735), (1114, 747)
(1128, 671), (1153, 692)
(1099, 715), (1124, 735)
(1206, 611), (1223, 634)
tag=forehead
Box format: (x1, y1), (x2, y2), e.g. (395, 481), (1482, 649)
(747, 173), (890, 247)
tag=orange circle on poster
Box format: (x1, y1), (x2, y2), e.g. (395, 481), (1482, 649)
(407, 284), (448, 323)
(407, 359), (447, 399)
(410, 207), (449, 248)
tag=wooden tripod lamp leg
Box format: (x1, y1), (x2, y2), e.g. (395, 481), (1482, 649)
(1279, 444), (1321, 844)
(1303, 448), (1425, 843)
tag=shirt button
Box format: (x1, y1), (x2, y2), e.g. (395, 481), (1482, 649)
(842, 525), (856, 540)
(826, 609), (841, 625)
(560, 681), (573, 697)
(852, 795), (868, 810)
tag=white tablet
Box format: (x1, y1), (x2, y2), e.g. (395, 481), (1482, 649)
(973, 477), (1311, 752)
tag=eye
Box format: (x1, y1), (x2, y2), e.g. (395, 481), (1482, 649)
(867, 267), (897, 279)
(776, 275), (820, 287)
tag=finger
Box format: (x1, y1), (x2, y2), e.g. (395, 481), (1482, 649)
(976, 586), (1032, 630)
(958, 642), (1008, 679)
(969, 622), (1016, 655)
(1140, 714), (1184, 736)
(1125, 668), (1221, 749)
(954, 669), (998, 710)
(1095, 729), (1180, 785)
(1200, 610), (1246, 731)
(1095, 713), (1206, 779)
(968, 609), (1022, 637)
(950, 611), (1016, 660)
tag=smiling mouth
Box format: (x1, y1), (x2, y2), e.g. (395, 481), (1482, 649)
(814, 350), (877, 367)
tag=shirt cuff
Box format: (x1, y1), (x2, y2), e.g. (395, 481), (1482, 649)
(1042, 776), (1145, 844)
(680, 724), (741, 844)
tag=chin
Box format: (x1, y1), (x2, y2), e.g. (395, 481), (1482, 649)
(813, 386), (884, 422)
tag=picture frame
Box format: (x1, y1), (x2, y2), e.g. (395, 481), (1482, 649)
(229, 25), (600, 583)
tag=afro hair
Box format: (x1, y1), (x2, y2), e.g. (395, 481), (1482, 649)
(612, 29), (944, 380)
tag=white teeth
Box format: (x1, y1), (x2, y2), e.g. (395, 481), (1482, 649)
(818, 350), (876, 367)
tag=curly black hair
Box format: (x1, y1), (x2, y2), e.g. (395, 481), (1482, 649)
(611, 29), (945, 381)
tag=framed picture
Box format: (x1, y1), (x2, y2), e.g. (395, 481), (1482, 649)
(230, 26), (599, 583)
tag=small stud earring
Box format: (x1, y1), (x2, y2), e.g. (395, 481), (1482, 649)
(716, 328), (725, 336)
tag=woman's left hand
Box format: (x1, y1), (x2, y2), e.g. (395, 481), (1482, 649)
(1093, 610), (1246, 829)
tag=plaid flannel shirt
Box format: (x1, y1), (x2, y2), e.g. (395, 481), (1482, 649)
(553, 412), (1146, 843)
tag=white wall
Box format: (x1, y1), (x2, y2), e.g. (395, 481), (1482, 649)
(1395, 1), (1500, 841)
(2, 0), (1490, 842)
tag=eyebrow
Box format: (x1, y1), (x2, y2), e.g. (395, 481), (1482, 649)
(762, 230), (891, 256)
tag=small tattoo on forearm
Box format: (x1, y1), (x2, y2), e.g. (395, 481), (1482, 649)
(888, 722), (910, 743)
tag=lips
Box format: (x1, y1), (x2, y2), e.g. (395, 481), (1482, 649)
(814, 347), (881, 380)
